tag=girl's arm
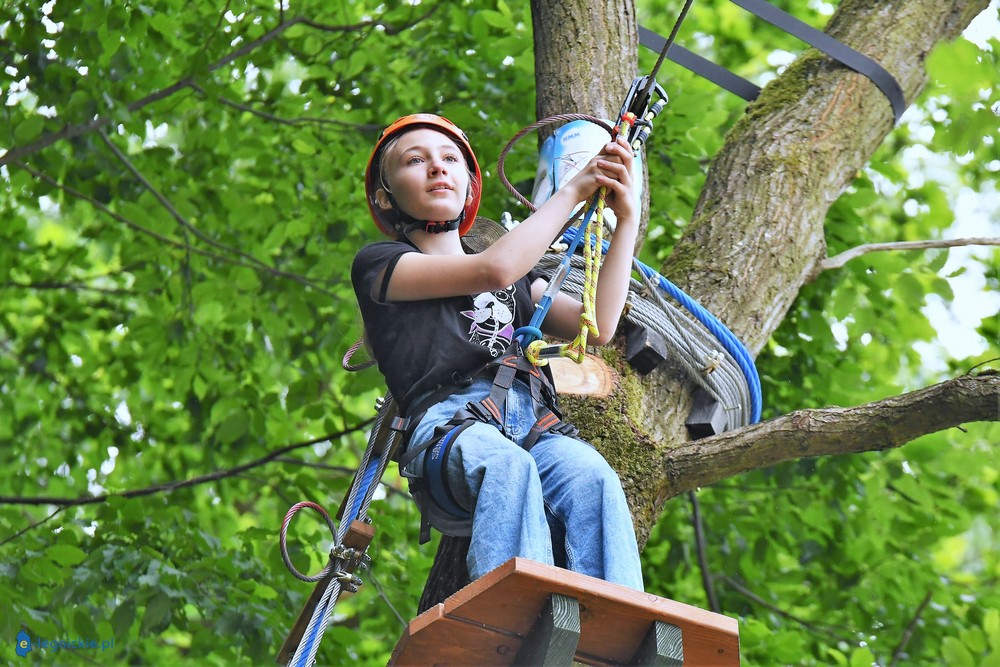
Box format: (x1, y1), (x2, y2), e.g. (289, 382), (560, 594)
(533, 138), (639, 346)
(383, 139), (635, 302)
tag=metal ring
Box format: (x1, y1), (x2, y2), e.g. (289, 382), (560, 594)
(279, 501), (339, 582)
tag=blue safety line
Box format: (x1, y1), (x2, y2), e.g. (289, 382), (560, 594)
(293, 593), (333, 667)
(513, 196), (601, 347)
(346, 458), (381, 524)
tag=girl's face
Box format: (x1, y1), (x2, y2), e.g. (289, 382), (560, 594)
(376, 128), (472, 223)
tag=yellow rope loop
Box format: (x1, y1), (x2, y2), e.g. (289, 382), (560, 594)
(579, 311), (599, 334)
(526, 188), (608, 367)
(525, 339), (548, 367)
(561, 341), (586, 363)
(559, 189), (607, 364)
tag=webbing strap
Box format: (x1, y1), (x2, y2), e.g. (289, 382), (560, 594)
(733, 0), (906, 121)
(425, 422), (474, 521)
(639, 0), (906, 122)
(639, 26), (761, 102)
(397, 348), (578, 541)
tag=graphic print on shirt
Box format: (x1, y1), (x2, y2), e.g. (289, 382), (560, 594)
(460, 286), (516, 357)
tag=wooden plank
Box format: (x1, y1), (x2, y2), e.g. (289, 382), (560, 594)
(392, 558), (740, 666)
(389, 607), (524, 666)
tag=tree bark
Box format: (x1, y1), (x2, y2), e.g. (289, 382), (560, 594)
(419, 0), (990, 610)
(667, 0), (989, 352)
(663, 371), (1000, 495)
(530, 0), (636, 129)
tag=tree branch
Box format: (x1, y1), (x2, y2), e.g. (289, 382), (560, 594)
(97, 130), (276, 272)
(720, 575), (850, 641)
(0, 280), (137, 295)
(812, 237), (1000, 278)
(0, 506), (67, 548)
(368, 571), (411, 630)
(663, 371), (1000, 496)
(888, 590), (933, 667)
(273, 456), (411, 501)
(0, 418), (373, 511)
(688, 490), (720, 613)
(202, 86), (382, 131)
(0, 5), (441, 166)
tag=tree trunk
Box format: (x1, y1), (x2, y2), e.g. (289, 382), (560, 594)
(566, 0), (990, 546)
(419, 0), (991, 611)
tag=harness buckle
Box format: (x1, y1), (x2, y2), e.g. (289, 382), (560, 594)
(466, 400), (501, 424)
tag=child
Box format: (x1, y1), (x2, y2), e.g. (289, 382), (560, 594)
(351, 113), (643, 590)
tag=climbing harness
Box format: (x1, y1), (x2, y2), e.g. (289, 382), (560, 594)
(395, 345), (581, 543)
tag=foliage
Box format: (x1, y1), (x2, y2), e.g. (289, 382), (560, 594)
(1, 0), (996, 665)
(640, 3), (1000, 666)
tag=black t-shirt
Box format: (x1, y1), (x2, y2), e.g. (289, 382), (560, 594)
(352, 241), (540, 414)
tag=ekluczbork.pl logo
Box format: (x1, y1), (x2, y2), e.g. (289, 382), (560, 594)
(15, 630), (31, 657)
(15, 629), (115, 657)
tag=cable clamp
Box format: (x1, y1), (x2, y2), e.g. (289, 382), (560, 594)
(333, 571), (363, 592)
(330, 545), (373, 573)
(701, 350), (724, 375)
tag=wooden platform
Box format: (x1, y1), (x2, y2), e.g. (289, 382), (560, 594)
(390, 558), (740, 666)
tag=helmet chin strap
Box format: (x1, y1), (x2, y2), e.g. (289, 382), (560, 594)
(385, 193), (466, 237)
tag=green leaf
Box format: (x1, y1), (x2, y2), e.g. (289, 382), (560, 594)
(73, 608), (99, 641)
(140, 592), (172, 635)
(895, 273), (926, 306)
(45, 544), (87, 566)
(941, 636), (975, 667)
(849, 646), (875, 667)
(985, 608), (1000, 651)
(20, 558), (65, 585)
(111, 598), (136, 638)
(215, 409), (249, 443)
(292, 138), (316, 155)
(14, 116), (45, 143)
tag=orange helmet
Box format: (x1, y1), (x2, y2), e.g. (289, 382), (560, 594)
(365, 113), (482, 238)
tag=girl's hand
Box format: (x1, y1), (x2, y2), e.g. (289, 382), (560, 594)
(566, 136), (636, 226)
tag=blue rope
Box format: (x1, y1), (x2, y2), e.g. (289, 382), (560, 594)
(346, 459), (381, 524)
(560, 225), (762, 423)
(513, 197), (601, 347)
(293, 591), (334, 667)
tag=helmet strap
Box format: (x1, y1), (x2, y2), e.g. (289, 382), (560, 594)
(385, 193), (465, 237)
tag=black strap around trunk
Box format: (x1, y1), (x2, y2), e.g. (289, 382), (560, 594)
(639, 0), (906, 122)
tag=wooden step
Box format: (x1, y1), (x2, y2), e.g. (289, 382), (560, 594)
(390, 557), (739, 666)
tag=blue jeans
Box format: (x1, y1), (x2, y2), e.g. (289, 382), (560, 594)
(405, 377), (644, 590)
